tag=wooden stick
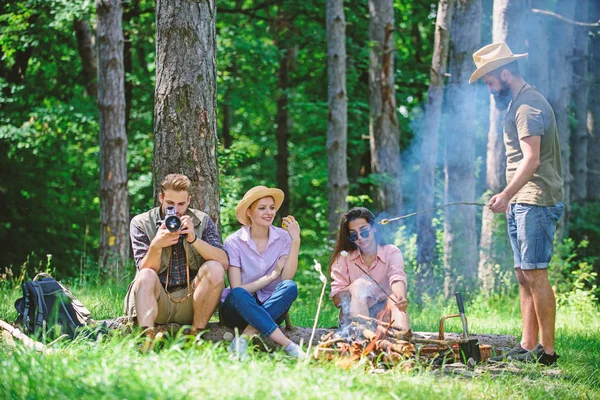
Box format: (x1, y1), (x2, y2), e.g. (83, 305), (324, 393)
(531, 8), (599, 27)
(0, 319), (52, 353)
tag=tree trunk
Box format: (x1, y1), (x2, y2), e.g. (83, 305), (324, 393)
(96, 0), (129, 281)
(524, 0), (550, 96)
(589, 1), (600, 201)
(275, 4), (291, 218)
(327, 0), (349, 239)
(416, 0), (455, 300)
(570, 1), (590, 203)
(368, 0), (403, 218)
(547, 1), (576, 231)
(443, 0), (481, 298)
(74, 19), (98, 99)
(478, 0), (525, 293)
(153, 0), (220, 224)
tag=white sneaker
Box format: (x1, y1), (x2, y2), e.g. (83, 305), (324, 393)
(228, 337), (249, 361)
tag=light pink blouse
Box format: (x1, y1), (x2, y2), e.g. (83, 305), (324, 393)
(329, 245), (407, 301)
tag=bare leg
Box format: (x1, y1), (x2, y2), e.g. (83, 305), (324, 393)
(191, 261), (225, 330)
(515, 268), (538, 350)
(523, 269), (556, 354)
(135, 269), (162, 328)
(388, 299), (410, 330)
(241, 324), (292, 348)
(348, 279), (372, 317)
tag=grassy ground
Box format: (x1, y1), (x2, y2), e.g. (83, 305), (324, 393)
(1, 280), (598, 400)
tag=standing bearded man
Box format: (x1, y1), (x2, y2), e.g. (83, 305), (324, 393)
(470, 43), (564, 365)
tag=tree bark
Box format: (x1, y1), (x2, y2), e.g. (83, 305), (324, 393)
(589, 1), (600, 201)
(416, 0), (455, 300)
(275, 3), (291, 218)
(368, 0), (403, 218)
(327, 0), (349, 239)
(547, 1), (576, 231)
(96, 0), (129, 281)
(478, 0), (525, 293)
(570, 1), (590, 203)
(443, 0), (481, 298)
(524, 0), (550, 96)
(74, 19), (98, 99)
(153, 0), (220, 224)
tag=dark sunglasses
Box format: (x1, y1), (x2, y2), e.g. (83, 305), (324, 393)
(348, 227), (372, 243)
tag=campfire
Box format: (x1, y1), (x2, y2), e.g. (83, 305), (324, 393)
(313, 314), (492, 370)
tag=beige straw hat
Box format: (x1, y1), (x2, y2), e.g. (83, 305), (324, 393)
(235, 186), (285, 226)
(469, 42), (528, 84)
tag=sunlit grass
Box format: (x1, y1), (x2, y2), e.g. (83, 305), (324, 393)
(1, 280), (599, 399)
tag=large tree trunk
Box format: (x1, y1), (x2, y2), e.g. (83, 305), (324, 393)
(96, 0), (129, 281)
(570, 1), (590, 203)
(326, 0), (349, 239)
(153, 0), (220, 224)
(443, 0), (481, 298)
(478, 0), (525, 293)
(416, 0), (455, 301)
(368, 0), (403, 218)
(546, 1), (576, 232)
(74, 19), (98, 99)
(275, 4), (291, 218)
(589, 1), (600, 201)
(524, 0), (550, 96)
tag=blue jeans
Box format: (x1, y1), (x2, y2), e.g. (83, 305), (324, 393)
(220, 280), (298, 337)
(507, 202), (564, 270)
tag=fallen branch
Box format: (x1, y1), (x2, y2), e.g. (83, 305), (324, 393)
(531, 8), (600, 27)
(0, 319), (52, 354)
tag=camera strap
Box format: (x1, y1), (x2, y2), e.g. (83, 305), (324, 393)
(164, 239), (192, 304)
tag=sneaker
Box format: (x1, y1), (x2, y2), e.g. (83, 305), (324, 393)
(228, 337), (249, 361)
(284, 342), (307, 360)
(488, 343), (528, 362)
(509, 343), (559, 366)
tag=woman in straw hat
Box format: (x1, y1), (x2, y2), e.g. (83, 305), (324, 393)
(328, 207), (410, 330)
(220, 186), (306, 359)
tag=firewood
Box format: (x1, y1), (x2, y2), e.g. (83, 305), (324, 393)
(0, 319), (53, 354)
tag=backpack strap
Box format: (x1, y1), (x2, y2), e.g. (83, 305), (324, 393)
(29, 281), (48, 333)
(21, 282), (32, 332)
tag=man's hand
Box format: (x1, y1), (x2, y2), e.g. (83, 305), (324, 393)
(282, 215), (301, 242)
(152, 222), (180, 248)
(179, 215), (195, 243)
(488, 192), (510, 213)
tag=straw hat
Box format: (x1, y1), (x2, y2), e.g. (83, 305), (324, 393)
(469, 42), (528, 84)
(235, 186), (285, 226)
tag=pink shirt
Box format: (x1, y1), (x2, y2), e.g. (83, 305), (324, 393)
(329, 245), (407, 300)
(221, 226), (291, 303)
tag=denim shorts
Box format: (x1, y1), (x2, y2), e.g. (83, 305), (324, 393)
(507, 202), (564, 270)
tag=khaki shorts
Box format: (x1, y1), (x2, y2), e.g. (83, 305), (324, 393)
(125, 281), (194, 325)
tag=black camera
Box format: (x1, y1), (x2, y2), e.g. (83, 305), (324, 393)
(164, 206), (182, 232)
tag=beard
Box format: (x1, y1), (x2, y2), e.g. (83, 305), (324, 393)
(491, 80), (512, 110)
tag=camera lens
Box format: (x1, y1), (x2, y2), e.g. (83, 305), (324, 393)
(164, 206), (182, 232)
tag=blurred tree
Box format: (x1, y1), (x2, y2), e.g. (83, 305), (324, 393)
(477, 0), (525, 293)
(416, 0), (455, 300)
(368, 0), (403, 218)
(589, 1), (600, 202)
(96, 0), (129, 281)
(326, 0), (349, 239)
(443, 0), (481, 298)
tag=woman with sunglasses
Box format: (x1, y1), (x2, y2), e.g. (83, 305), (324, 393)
(220, 186), (306, 360)
(328, 207), (410, 330)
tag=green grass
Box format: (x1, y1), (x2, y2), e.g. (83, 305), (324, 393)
(1, 280), (599, 400)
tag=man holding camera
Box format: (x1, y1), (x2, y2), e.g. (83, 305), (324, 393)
(124, 174), (229, 337)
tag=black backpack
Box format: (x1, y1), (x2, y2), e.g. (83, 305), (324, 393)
(14, 273), (94, 340)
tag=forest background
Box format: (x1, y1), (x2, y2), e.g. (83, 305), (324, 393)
(0, 0), (599, 309)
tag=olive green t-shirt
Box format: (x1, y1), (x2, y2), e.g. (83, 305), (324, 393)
(504, 84), (564, 206)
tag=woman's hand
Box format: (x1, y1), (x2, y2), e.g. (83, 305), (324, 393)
(282, 215), (301, 242)
(394, 295), (409, 312)
(268, 256), (287, 281)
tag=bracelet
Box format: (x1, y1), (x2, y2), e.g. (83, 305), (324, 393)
(187, 234), (197, 244)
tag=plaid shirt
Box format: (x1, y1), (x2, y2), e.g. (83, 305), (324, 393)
(131, 217), (224, 292)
